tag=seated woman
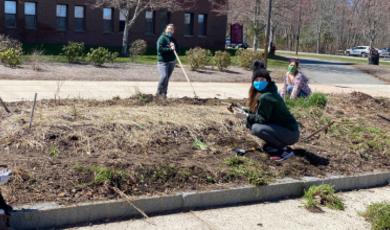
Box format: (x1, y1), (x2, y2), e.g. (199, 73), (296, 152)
(233, 61), (300, 161)
(279, 59), (311, 99)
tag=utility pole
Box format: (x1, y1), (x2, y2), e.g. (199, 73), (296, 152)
(264, 0), (272, 69)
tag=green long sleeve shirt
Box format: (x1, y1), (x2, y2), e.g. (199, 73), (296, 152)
(245, 82), (299, 131)
(157, 33), (180, 62)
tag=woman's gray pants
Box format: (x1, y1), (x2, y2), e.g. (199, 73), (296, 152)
(246, 121), (300, 150)
(157, 61), (175, 95)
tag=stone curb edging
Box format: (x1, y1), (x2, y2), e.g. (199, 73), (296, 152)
(11, 171), (390, 230)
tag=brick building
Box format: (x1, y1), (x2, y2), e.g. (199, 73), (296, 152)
(0, 0), (227, 49)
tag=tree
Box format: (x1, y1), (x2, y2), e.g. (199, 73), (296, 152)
(92, 0), (196, 56)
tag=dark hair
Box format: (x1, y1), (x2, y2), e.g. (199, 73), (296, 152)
(289, 59), (299, 69)
(248, 68), (271, 112)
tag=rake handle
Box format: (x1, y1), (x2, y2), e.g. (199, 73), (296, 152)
(173, 50), (198, 98)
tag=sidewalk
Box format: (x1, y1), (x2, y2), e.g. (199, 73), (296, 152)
(1, 81), (390, 102)
(67, 186), (390, 230)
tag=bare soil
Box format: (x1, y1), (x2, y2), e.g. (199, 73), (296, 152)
(0, 62), (284, 83)
(353, 63), (390, 84)
(0, 92), (390, 207)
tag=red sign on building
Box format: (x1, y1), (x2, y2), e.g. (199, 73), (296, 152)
(231, 23), (243, 43)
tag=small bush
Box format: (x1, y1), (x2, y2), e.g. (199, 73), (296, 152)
(360, 201), (390, 230)
(61, 41), (85, 63)
(0, 34), (22, 53)
(129, 39), (147, 62)
(236, 49), (263, 69)
(303, 184), (345, 211)
(26, 49), (49, 71)
(185, 47), (212, 71)
(212, 50), (231, 71)
(0, 48), (22, 67)
(86, 47), (118, 67)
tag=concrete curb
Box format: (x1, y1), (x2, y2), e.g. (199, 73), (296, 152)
(10, 171), (390, 230)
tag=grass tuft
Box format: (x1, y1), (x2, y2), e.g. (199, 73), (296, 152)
(359, 201), (390, 230)
(286, 93), (328, 108)
(303, 184), (345, 211)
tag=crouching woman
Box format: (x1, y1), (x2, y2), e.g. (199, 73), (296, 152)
(234, 61), (300, 161)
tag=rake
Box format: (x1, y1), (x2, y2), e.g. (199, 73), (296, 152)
(173, 50), (198, 98)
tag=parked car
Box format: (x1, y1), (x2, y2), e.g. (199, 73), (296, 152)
(379, 48), (390, 58)
(237, 42), (249, 49)
(344, 46), (371, 57)
(225, 38), (248, 49)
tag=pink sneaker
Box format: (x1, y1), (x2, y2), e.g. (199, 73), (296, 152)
(270, 148), (294, 161)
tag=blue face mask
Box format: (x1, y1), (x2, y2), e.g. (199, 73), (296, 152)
(253, 81), (268, 91)
(167, 31), (173, 36)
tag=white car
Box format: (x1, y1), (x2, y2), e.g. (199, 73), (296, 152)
(345, 46), (371, 57)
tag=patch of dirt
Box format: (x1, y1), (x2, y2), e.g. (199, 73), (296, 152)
(0, 92), (389, 207)
(0, 62), (284, 83)
(353, 63), (390, 83)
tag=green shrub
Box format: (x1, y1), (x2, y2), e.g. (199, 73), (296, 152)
(61, 41), (85, 63)
(129, 39), (147, 62)
(360, 201), (390, 230)
(212, 50), (231, 71)
(86, 47), (118, 67)
(0, 48), (22, 67)
(236, 49), (263, 69)
(0, 34), (22, 53)
(185, 47), (212, 71)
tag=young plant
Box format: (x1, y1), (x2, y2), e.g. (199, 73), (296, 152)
(27, 49), (49, 71)
(359, 201), (390, 230)
(212, 50), (231, 71)
(302, 184), (345, 211)
(86, 47), (118, 67)
(61, 41), (85, 63)
(49, 147), (61, 157)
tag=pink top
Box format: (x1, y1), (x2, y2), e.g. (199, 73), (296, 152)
(281, 71), (312, 99)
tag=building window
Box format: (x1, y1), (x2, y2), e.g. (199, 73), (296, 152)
(184, 13), (193, 36)
(25, 2), (36, 29)
(145, 11), (154, 35)
(119, 11), (126, 32)
(103, 8), (112, 32)
(198, 14), (207, 36)
(56, 5), (67, 30)
(5, 1), (17, 28)
(75, 6), (85, 31)
(160, 12), (170, 33)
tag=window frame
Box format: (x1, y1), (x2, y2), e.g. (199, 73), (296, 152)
(103, 8), (113, 33)
(159, 12), (170, 34)
(184, 13), (193, 36)
(119, 10), (126, 32)
(5, 1), (17, 28)
(197, 14), (207, 37)
(24, 2), (36, 29)
(56, 4), (68, 31)
(145, 11), (155, 35)
(74, 5), (85, 32)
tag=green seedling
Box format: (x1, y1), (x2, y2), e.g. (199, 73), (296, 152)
(193, 140), (207, 149)
(49, 147), (60, 157)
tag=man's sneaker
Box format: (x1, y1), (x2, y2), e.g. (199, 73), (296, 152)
(270, 148), (294, 161)
(262, 144), (279, 153)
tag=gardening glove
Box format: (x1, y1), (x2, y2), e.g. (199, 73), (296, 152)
(170, 42), (176, 51)
(233, 108), (248, 119)
(0, 169), (12, 186)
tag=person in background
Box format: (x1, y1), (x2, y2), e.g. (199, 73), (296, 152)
(232, 61), (300, 161)
(156, 24), (179, 97)
(279, 59), (311, 99)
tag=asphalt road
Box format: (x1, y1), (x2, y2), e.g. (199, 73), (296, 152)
(289, 57), (386, 85)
